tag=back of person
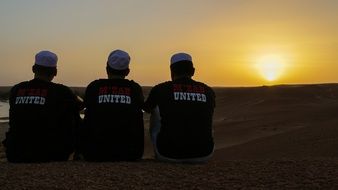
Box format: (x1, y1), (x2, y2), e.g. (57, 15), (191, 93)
(147, 79), (215, 160)
(144, 52), (215, 162)
(80, 50), (144, 161)
(4, 51), (81, 163)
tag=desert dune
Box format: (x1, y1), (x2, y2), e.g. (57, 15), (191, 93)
(212, 84), (338, 160)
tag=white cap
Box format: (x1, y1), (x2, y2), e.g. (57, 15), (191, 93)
(107, 50), (130, 70)
(35, 51), (58, 67)
(170, 53), (192, 65)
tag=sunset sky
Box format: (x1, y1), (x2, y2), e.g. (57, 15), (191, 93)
(0, 0), (337, 87)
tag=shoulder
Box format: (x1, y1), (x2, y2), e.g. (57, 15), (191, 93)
(53, 83), (75, 96)
(149, 81), (172, 93)
(129, 80), (142, 89)
(87, 79), (103, 88)
(12, 81), (29, 88)
(147, 81), (172, 97)
(86, 79), (113, 93)
(194, 80), (215, 95)
(129, 80), (143, 95)
(10, 81), (30, 92)
(153, 81), (172, 90)
(196, 80), (213, 89)
(54, 83), (72, 91)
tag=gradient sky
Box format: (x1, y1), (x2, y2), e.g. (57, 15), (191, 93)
(1, 0), (338, 86)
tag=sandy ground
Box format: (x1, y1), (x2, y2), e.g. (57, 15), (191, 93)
(0, 122), (8, 162)
(1, 159), (338, 189)
(1, 84), (338, 189)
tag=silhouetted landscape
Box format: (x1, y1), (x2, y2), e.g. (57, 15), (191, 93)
(1, 84), (338, 189)
(0, 87), (10, 101)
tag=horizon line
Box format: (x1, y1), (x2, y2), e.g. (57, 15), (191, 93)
(1, 82), (338, 89)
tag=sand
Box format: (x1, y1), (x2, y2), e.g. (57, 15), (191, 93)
(1, 84), (338, 189)
(0, 122), (8, 162)
(1, 159), (338, 189)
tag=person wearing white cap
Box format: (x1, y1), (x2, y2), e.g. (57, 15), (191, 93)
(3, 50), (82, 163)
(80, 49), (144, 161)
(143, 52), (215, 163)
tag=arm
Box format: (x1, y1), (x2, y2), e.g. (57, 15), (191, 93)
(134, 83), (144, 110)
(58, 86), (83, 153)
(143, 86), (158, 113)
(3, 85), (18, 148)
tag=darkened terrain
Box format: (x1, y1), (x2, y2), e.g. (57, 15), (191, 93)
(1, 84), (338, 189)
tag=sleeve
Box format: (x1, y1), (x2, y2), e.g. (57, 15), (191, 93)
(83, 82), (93, 109)
(58, 86), (83, 152)
(4, 84), (22, 147)
(78, 82), (95, 154)
(83, 81), (98, 112)
(143, 86), (159, 113)
(8, 84), (18, 118)
(62, 86), (83, 112)
(7, 84), (19, 132)
(134, 82), (144, 109)
(9, 85), (17, 106)
(210, 88), (216, 108)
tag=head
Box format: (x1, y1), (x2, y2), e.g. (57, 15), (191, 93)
(106, 49), (130, 79)
(32, 51), (58, 82)
(170, 53), (195, 80)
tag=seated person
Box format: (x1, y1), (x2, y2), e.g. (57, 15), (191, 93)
(3, 51), (82, 163)
(143, 53), (215, 163)
(80, 50), (144, 161)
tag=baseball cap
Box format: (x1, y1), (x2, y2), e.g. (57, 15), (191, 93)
(170, 53), (192, 65)
(107, 50), (130, 70)
(35, 51), (58, 68)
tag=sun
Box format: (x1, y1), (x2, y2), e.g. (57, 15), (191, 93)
(256, 54), (285, 81)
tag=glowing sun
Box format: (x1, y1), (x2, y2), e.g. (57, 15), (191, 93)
(256, 54), (285, 81)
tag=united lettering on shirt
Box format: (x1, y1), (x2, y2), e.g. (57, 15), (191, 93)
(98, 86), (131, 104)
(15, 88), (48, 105)
(173, 84), (207, 102)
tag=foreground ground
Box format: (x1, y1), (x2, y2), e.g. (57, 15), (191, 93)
(1, 159), (338, 190)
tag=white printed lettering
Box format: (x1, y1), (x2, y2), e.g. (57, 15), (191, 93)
(179, 92), (187, 100)
(98, 94), (131, 104)
(196, 93), (202, 101)
(174, 92), (179, 100)
(126, 96), (131, 104)
(28, 96), (35, 104)
(172, 92), (207, 103)
(34, 96), (40, 104)
(190, 93), (196, 101)
(114, 95), (120, 103)
(24, 97), (29, 104)
(103, 95), (110, 103)
(120, 95), (126, 103)
(201, 94), (207, 102)
(15, 96), (46, 105)
(40, 97), (46, 105)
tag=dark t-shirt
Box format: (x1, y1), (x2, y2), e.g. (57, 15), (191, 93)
(144, 78), (215, 159)
(81, 79), (144, 161)
(4, 78), (81, 162)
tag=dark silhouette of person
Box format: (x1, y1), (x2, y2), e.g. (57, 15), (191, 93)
(143, 52), (215, 163)
(3, 50), (82, 163)
(80, 50), (144, 161)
